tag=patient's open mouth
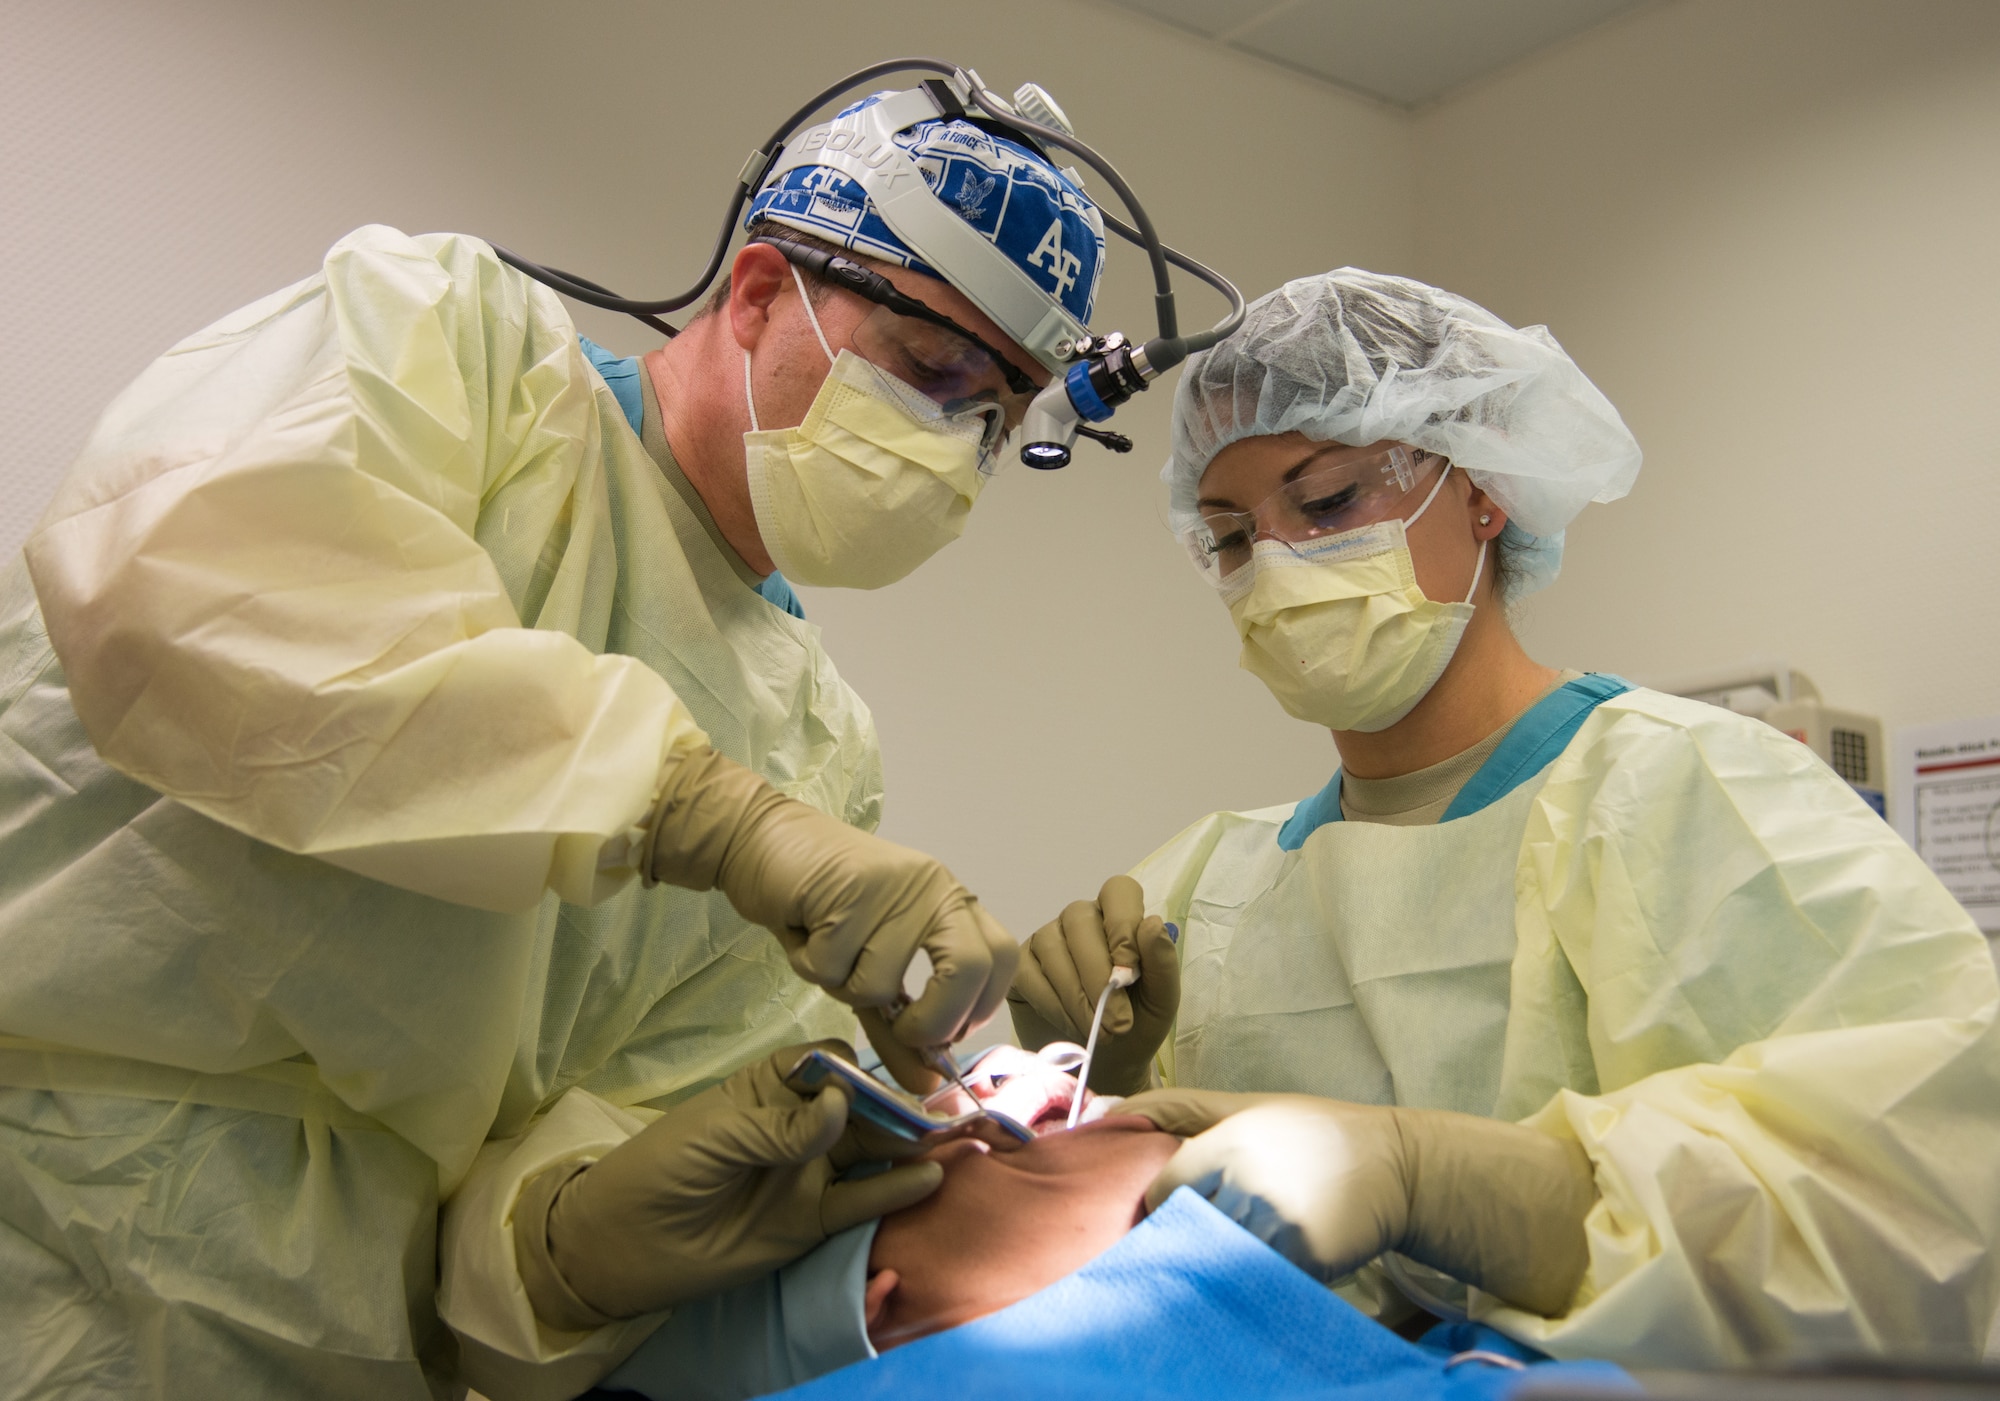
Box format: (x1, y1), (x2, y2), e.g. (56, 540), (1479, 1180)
(920, 1043), (1113, 1134)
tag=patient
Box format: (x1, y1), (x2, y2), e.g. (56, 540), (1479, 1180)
(591, 1054), (1622, 1401)
(592, 1050), (1178, 1401)
(865, 1116), (1181, 1348)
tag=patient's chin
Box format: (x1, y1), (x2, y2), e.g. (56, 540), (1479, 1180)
(865, 1117), (1181, 1350)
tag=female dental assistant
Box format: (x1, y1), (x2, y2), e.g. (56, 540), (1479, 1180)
(1008, 270), (2000, 1366)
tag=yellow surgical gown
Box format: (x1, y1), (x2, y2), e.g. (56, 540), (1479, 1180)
(1133, 686), (2000, 1366)
(0, 226), (874, 1397)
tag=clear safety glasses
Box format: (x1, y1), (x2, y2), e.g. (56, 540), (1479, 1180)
(754, 234), (1041, 435)
(1178, 444), (1443, 585)
(847, 302), (1039, 435)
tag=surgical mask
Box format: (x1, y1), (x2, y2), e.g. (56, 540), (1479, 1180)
(744, 267), (1002, 590)
(1222, 466), (1484, 733)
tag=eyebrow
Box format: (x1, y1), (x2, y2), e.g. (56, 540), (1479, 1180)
(1197, 444), (1349, 511)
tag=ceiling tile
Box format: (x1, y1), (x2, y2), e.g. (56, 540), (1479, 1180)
(1203, 0), (1648, 107)
(1095, 0), (1291, 41)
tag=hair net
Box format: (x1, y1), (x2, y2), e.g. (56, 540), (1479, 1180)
(1165, 269), (1640, 597)
(748, 95), (1105, 325)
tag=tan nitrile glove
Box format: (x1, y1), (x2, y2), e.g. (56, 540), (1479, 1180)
(514, 1041), (945, 1330)
(646, 746), (1016, 1090)
(1124, 1088), (1598, 1317)
(1007, 876), (1179, 1095)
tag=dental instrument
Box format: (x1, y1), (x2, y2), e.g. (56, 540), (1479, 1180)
(1068, 966), (1140, 1129)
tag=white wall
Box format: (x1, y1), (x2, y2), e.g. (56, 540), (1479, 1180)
(1411, 0), (2000, 731)
(0, 0), (1407, 966)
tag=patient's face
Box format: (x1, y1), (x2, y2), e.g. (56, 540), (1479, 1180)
(864, 1116), (1180, 1349)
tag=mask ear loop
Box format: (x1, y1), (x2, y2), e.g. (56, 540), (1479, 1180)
(1403, 461), (1455, 528)
(742, 264), (840, 435)
(790, 265), (838, 365)
(1401, 461), (1487, 605)
(742, 350), (761, 434)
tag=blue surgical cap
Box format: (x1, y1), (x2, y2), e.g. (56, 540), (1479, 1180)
(748, 96), (1106, 326)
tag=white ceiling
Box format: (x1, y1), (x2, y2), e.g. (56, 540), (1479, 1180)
(1097, 0), (1655, 107)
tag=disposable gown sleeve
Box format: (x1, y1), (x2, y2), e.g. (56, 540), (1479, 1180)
(23, 225), (706, 912)
(438, 1089), (669, 1401)
(1487, 699), (2000, 1365)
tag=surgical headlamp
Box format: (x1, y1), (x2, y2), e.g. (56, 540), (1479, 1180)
(492, 59), (1244, 470)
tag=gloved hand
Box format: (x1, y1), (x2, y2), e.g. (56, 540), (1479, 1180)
(1123, 1088), (1598, 1317)
(647, 746), (1016, 1090)
(1007, 875), (1179, 1095)
(513, 1041), (945, 1329)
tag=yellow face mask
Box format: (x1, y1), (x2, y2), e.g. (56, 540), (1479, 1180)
(1222, 468), (1482, 733)
(742, 272), (1000, 590)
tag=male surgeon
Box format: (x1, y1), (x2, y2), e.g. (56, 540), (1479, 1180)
(0, 91), (1106, 1399)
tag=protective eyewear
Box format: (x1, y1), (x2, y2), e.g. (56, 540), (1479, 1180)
(1179, 444), (1441, 584)
(753, 234), (1041, 435)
